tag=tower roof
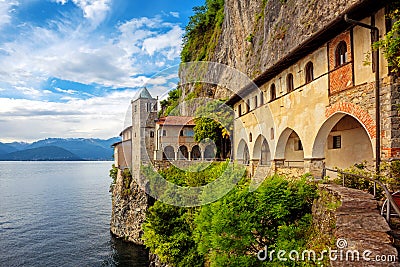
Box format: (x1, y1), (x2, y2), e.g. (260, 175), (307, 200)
(133, 87), (154, 100)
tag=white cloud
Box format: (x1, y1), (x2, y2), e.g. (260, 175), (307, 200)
(142, 25), (184, 58)
(0, 0), (18, 29)
(0, 90), (136, 142)
(55, 87), (77, 94)
(0, 10), (186, 141)
(71, 0), (111, 27)
(0, 15), (184, 90)
(170, 12), (179, 18)
(53, 0), (111, 27)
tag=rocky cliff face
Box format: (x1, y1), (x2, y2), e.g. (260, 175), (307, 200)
(213, 0), (365, 79)
(110, 169), (149, 244)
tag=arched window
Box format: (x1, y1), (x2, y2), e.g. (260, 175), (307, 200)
(335, 41), (348, 67)
(191, 145), (201, 160)
(163, 146), (175, 160)
(286, 73), (294, 92)
(270, 84), (276, 101)
(178, 145), (188, 160)
(305, 62), (314, 84)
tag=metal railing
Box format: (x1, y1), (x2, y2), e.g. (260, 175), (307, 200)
(323, 167), (400, 222)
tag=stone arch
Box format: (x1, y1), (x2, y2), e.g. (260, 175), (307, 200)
(275, 128), (304, 165)
(275, 128), (297, 159)
(312, 113), (374, 167)
(191, 145), (201, 160)
(178, 145), (189, 160)
(163, 145), (175, 160)
(237, 139), (250, 165)
(253, 135), (271, 166)
(325, 102), (376, 139)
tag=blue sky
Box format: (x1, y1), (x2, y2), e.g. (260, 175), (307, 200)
(0, 0), (204, 142)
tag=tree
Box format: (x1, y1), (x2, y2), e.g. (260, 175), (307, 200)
(193, 99), (233, 158)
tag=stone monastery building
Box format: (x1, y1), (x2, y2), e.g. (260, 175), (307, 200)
(113, 0), (399, 179)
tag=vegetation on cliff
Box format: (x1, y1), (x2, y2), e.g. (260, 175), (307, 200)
(181, 0), (224, 62)
(142, 162), (321, 266)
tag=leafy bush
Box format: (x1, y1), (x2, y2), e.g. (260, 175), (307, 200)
(380, 160), (400, 191)
(334, 162), (375, 194)
(334, 160), (400, 198)
(195, 175), (318, 266)
(109, 164), (118, 191)
(143, 165), (319, 267)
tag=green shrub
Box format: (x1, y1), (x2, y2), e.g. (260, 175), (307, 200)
(109, 164), (118, 191)
(143, 166), (320, 267)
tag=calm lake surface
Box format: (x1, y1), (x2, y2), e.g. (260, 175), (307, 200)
(0, 161), (148, 267)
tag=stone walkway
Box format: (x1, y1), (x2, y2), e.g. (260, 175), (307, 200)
(322, 184), (399, 266)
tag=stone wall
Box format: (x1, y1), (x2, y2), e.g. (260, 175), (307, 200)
(382, 79), (400, 159)
(275, 166), (305, 178)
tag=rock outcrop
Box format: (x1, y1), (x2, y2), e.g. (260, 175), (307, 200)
(110, 169), (149, 245)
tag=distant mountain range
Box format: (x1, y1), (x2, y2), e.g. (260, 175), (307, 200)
(0, 137), (120, 161)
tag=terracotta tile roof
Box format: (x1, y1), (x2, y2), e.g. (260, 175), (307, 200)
(156, 116), (196, 126)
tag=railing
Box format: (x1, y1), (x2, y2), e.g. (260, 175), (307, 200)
(323, 167), (400, 222)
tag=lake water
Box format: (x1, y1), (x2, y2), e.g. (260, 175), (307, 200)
(0, 161), (149, 267)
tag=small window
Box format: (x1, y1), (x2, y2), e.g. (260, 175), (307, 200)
(270, 128), (274, 140)
(246, 99), (250, 113)
(249, 133), (253, 142)
(162, 130), (167, 136)
(153, 103), (157, 111)
(270, 84), (276, 101)
(238, 104), (242, 116)
(305, 62), (314, 84)
(150, 131), (154, 138)
(180, 130), (184, 136)
(254, 95), (258, 108)
(134, 105), (137, 112)
(333, 136), (341, 149)
(286, 73), (294, 92)
(187, 130), (194, 137)
(260, 91), (264, 105)
(335, 41), (348, 67)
